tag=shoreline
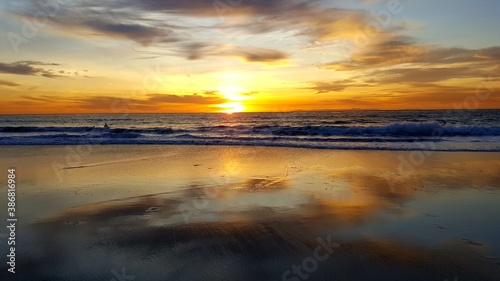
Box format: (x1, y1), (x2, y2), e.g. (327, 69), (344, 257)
(1, 143), (499, 152)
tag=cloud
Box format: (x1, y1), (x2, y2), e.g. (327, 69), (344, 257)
(387, 90), (500, 108)
(296, 8), (370, 41)
(215, 46), (289, 63)
(324, 87), (500, 110)
(0, 61), (63, 78)
(201, 90), (220, 96)
(146, 93), (226, 104)
(129, 0), (320, 17)
(215, 6), (369, 41)
(363, 67), (485, 84)
(7, 1), (183, 47)
(318, 33), (500, 86)
(7, 0), (372, 50)
(305, 80), (364, 93)
(17, 93), (226, 112)
(82, 20), (178, 46)
(322, 35), (424, 70)
(7, 0), (302, 66)
(183, 43), (289, 64)
(21, 95), (56, 102)
(0, 79), (20, 87)
(323, 36), (500, 71)
(474, 47), (500, 60)
(9, 93), (227, 113)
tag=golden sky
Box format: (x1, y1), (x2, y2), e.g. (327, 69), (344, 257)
(0, 0), (499, 114)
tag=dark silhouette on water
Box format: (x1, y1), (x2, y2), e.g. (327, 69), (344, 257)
(104, 123), (109, 129)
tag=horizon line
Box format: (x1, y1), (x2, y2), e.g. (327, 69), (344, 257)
(1, 108), (499, 116)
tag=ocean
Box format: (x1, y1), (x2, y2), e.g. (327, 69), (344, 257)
(0, 110), (499, 151)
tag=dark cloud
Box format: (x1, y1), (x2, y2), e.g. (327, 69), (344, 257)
(83, 20), (178, 46)
(131, 0), (319, 17)
(8, 1), (183, 47)
(183, 43), (218, 60)
(183, 43), (288, 63)
(219, 46), (288, 63)
(0, 61), (63, 78)
(7, 0), (370, 52)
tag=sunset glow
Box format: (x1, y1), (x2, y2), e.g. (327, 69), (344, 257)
(0, 0), (499, 114)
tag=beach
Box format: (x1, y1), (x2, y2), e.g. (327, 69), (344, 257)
(2, 0), (499, 279)
(0, 145), (499, 280)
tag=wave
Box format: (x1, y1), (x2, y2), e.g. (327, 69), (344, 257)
(1, 122), (499, 137)
(174, 134), (445, 143)
(0, 126), (98, 133)
(0, 126), (178, 134)
(0, 122), (499, 151)
(268, 122), (500, 137)
(199, 122), (500, 137)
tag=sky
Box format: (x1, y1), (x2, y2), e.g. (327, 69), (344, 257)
(0, 0), (499, 114)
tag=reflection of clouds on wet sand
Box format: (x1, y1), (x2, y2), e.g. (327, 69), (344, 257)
(329, 158), (500, 201)
(28, 155), (500, 238)
(20, 193), (500, 281)
(16, 164), (499, 280)
(2, 147), (499, 280)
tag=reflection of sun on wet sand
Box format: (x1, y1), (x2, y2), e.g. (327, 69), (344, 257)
(0, 145), (499, 281)
(28, 193), (500, 281)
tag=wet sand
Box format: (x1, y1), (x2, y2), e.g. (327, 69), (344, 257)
(0, 145), (499, 280)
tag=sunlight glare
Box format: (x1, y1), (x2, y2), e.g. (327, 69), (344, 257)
(216, 76), (250, 113)
(218, 101), (246, 114)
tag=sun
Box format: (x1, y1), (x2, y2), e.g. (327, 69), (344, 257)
(218, 101), (246, 114)
(216, 84), (249, 113)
